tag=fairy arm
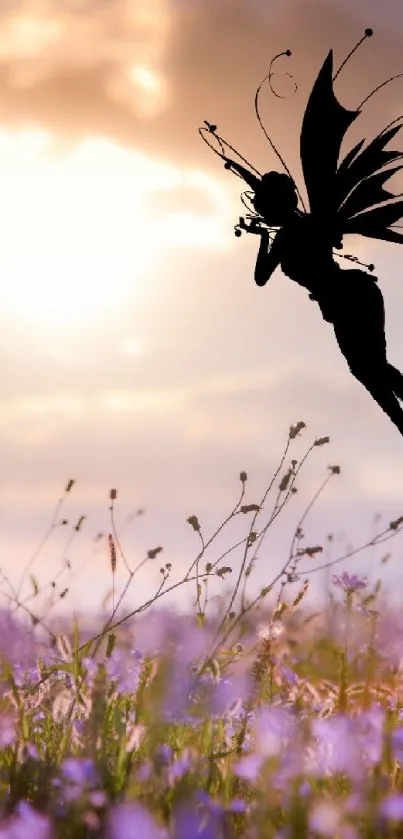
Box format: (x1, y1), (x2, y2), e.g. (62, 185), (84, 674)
(254, 228), (284, 287)
(236, 217), (284, 286)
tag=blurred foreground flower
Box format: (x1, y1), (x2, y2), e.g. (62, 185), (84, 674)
(0, 801), (52, 839)
(380, 793), (403, 821)
(309, 800), (343, 836)
(107, 802), (167, 839)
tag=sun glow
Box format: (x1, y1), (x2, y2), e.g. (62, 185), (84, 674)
(0, 131), (165, 326)
(0, 129), (232, 328)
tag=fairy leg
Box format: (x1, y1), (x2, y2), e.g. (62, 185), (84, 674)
(331, 271), (403, 436)
(351, 368), (403, 437)
(387, 363), (403, 401)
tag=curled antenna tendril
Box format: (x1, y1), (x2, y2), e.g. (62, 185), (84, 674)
(268, 52), (298, 99)
(254, 50), (307, 212)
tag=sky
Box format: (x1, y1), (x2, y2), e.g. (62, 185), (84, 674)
(1, 0), (403, 625)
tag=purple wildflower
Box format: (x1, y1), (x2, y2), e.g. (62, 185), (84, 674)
(133, 609), (213, 663)
(208, 672), (251, 717)
(380, 794), (403, 820)
(2, 801), (52, 839)
(228, 798), (247, 813)
(156, 744), (173, 766)
(18, 742), (39, 762)
(309, 705), (385, 780)
(136, 761), (153, 782)
(195, 790), (223, 816)
(88, 790), (106, 808)
(253, 704), (298, 757)
(279, 665), (299, 686)
(82, 656), (98, 683)
(61, 757), (97, 786)
(0, 611), (36, 672)
(107, 802), (167, 839)
(356, 704), (385, 765)
(340, 828), (359, 839)
(169, 751), (193, 783)
(173, 798), (223, 839)
(299, 779), (311, 796)
(233, 753), (264, 781)
(162, 662), (196, 722)
(105, 648), (143, 694)
(332, 572), (367, 594)
(309, 715), (361, 778)
(392, 726), (403, 761)
(309, 800), (342, 836)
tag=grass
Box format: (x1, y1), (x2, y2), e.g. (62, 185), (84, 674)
(1, 421), (403, 837)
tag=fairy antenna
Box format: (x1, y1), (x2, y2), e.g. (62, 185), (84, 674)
(333, 28), (403, 113)
(198, 121), (261, 178)
(333, 27), (373, 82)
(254, 50), (307, 212)
(382, 114), (403, 134)
(358, 73), (403, 109)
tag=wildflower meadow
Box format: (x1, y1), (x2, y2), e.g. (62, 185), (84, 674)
(2, 422), (403, 838)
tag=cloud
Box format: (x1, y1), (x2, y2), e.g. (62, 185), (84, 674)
(0, 0), (399, 174)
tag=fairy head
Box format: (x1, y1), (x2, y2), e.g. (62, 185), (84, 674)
(253, 171), (298, 225)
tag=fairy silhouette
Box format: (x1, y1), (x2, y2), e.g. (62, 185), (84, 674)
(199, 28), (403, 436)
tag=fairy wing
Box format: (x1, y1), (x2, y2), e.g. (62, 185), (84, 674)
(335, 124), (403, 244)
(300, 50), (359, 225)
(300, 49), (403, 245)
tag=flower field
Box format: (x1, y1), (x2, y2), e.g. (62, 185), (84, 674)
(1, 423), (403, 838)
